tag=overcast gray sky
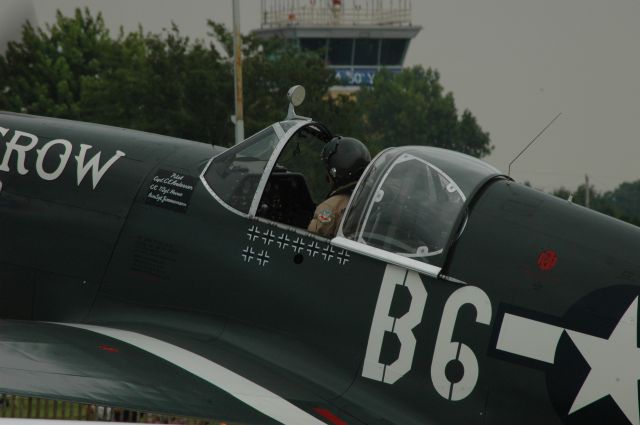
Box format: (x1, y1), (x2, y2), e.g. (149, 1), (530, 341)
(2, 0), (639, 192)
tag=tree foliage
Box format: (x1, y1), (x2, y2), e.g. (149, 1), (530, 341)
(78, 24), (233, 143)
(0, 8), (112, 118)
(0, 7), (492, 157)
(357, 67), (493, 157)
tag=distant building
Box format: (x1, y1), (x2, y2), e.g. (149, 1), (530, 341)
(252, 0), (421, 91)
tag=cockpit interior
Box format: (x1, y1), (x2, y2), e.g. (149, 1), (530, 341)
(201, 86), (502, 275)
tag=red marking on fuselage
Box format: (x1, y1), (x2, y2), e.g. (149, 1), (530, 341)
(313, 407), (349, 425)
(537, 250), (558, 271)
(98, 344), (119, 353)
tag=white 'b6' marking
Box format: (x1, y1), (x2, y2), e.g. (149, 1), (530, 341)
(363, 264), (492, 402)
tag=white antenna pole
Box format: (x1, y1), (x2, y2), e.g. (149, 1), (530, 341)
(233, 0), (245, 145)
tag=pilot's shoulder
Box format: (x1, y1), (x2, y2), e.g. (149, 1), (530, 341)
(313, 198), (338, 217)
(321, 193), (350, 209)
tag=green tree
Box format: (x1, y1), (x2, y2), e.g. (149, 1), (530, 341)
(357, 67), (493, 157)
(0, 9), (235, 144)
(604, 180), (640, 223)
(0, 8), (112, 118)
(79, 24), (234, 144)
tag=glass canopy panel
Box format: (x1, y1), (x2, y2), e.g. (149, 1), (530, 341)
(279, 120), (299, 133)
(341, 147), (501, 267)
(204, 127), (280, 214)
(256, 127), (327, 228)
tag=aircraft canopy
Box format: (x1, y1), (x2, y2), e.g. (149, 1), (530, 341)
(203, 120), (503, 273)
(338, 146), (501, 267)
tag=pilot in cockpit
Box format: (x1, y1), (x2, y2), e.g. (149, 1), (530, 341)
(308, 136), (371, 238)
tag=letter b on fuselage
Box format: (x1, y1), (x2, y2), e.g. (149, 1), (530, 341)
(362, 265), (427, 384)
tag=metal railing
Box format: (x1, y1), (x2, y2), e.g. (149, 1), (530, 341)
(0, 394), (232, 424)
(261, 0), (413, 27)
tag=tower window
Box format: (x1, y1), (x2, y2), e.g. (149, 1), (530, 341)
(354, 39), (380, 66)
(300, 38), (327, 60)
(380, 39), (408, 66)
(328, 38), (353, 65)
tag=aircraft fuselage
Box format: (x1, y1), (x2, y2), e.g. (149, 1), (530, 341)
(2, 112), (640, 425)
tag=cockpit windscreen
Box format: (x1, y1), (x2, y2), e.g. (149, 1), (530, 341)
(204, 126), (280, 214)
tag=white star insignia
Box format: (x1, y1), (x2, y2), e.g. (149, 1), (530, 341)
(567, 296), (640, 425)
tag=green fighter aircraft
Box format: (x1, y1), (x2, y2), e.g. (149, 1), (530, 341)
(1, 85), (640, 425)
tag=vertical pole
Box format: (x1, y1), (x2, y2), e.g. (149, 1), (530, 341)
(233, 0), (245, 145)
(585, 174), (590, 208)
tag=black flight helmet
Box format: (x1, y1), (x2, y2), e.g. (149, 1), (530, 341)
(321, 136), (371, 188)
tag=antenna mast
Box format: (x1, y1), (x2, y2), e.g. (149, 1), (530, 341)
(508, 112), (562, 178)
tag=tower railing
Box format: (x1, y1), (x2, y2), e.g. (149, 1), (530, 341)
(260, 1), (413, 28)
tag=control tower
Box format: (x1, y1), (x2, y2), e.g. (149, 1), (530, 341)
(252, 0), (421, 89)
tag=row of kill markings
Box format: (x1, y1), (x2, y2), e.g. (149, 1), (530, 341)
(242, 224), (350, 267)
